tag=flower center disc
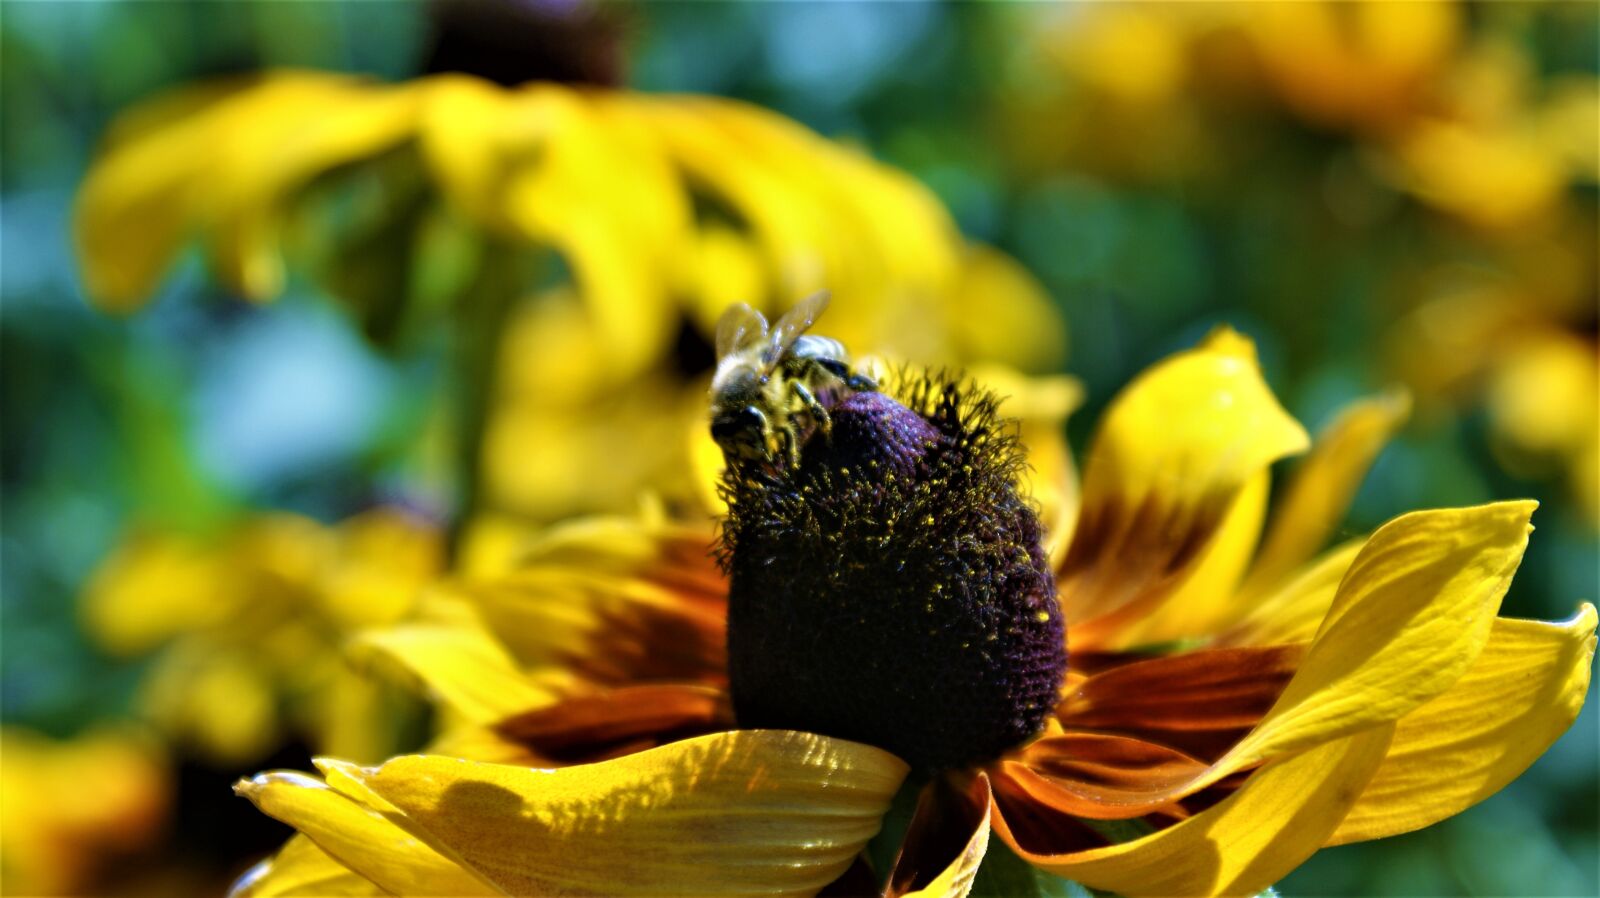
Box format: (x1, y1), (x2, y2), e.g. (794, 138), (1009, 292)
(720, 380), (1067, 771)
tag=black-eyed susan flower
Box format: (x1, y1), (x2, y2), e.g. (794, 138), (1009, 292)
(83, 508), (442, 765)
(230, 329), (1593, 897)
(74, 71), (1066, 526)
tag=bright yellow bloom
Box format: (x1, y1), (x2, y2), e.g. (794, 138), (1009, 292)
(82, 508), (442, 764)
(0, 727), (169, 896)
(75, 70), (1065, 524)
(231, 332), (1593, 897)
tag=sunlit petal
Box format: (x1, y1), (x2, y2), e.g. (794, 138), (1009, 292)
(228, 834), (382, 898)
(1329, 603), (1597, 845)
(347, 730), (908, 897)
(234, 771), (498, 896)
(996, 727), (1393, 898)
(1239, 389), (1410, 600)
(1059, 329), (1308, 647)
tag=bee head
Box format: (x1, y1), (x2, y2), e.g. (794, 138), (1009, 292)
(710, 406), (769, 460)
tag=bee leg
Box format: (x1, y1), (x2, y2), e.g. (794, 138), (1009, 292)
(791, 381), (832, 437)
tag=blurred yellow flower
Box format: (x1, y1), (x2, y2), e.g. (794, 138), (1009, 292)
(229, 334), (1592, 897)
(76, 70), (1066, 526)
(1027, 0), (1597, 228)
(0, 727), (169, 897)
(82, 507), (443, 765)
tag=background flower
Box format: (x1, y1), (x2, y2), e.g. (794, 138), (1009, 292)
(2, 0), (1595, 895)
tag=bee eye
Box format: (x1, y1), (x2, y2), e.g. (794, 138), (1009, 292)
(759, 375), (769, 385)
(711, 407), (765, 442)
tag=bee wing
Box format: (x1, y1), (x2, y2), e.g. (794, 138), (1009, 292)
(763, 290), (830, 370)
(715, 303), (769, 359)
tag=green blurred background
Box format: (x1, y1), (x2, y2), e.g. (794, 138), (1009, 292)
(2, 1), (1595, 895)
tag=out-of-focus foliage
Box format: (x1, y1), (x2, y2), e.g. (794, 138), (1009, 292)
(2, 1), (1596, 896)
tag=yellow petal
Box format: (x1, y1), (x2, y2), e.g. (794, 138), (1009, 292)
(890, 773), (993, 898)
(1329, 603), (1597, 845)
(1049, 501), (1537, 813)
(350, 730), (908, 897)
(416, 75), (522, 228)
(1239, 390), (1411, 600)
(449, 517), (728, 686)
(1059, 328), (1309, 645)
(501, 87), (683, 382)
(74, 81), (246, 309)
(202, 74), (420, 300)
(235, 771), (499, 896)
(1219, 501), (1535, 771)
(229, 835), (382, 897)
(1001, 726), (1393, 898)
(349, 622), (571, 724)
(1211, 539), (1364, 648)
(949, 245), (1068, 371)
(1110, 470), (1269, 647)
(80, 531), (233, 656)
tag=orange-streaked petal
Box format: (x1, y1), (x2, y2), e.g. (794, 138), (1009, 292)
(349, 730), (908, 897)
(1239, 390), (1410, 600)
(1211, 539), (1363, 648)
(1329, 603), (1597, 845)
(234, 771), (498, 896)
(493, 683), (733, 763)
(1000, 733), (1209, 820)
(228, 835), (382, 898)
(888, 772), (993, 898)
(1106, 470), (1269, 647)
(1056, 645), (1303, 763)
(1059, 328), (1308, 646)
(448, 517), (727, 686)
(995, 726), (1393, 898)
(1058, 501), (1534, 808)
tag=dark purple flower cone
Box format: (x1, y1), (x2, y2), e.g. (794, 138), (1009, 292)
(719, 377), (1067, 771)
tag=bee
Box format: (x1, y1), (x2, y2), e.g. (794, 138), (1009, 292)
(710, 290), (877, 466)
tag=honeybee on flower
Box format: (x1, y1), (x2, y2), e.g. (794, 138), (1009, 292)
(709, 291), (879, 466)
(229, 326), (1595, 898)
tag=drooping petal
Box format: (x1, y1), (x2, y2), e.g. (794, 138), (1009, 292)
(995, 727), (1393, 898)
(1238, 390), (1411, 600)
(348, 730), (908, 897)
(1058, 329), (1309, 648)
(1329, 603), (1597, 845)
(349, 622), (572, 724)
(1219, 501), (1535, 771)
(1054, 501), (1534, 808)
(234, 771), (498, 896)
(887, 773), (993, 898)
(228, 835), (382, 898)
(1211, 539), (1363, 648)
